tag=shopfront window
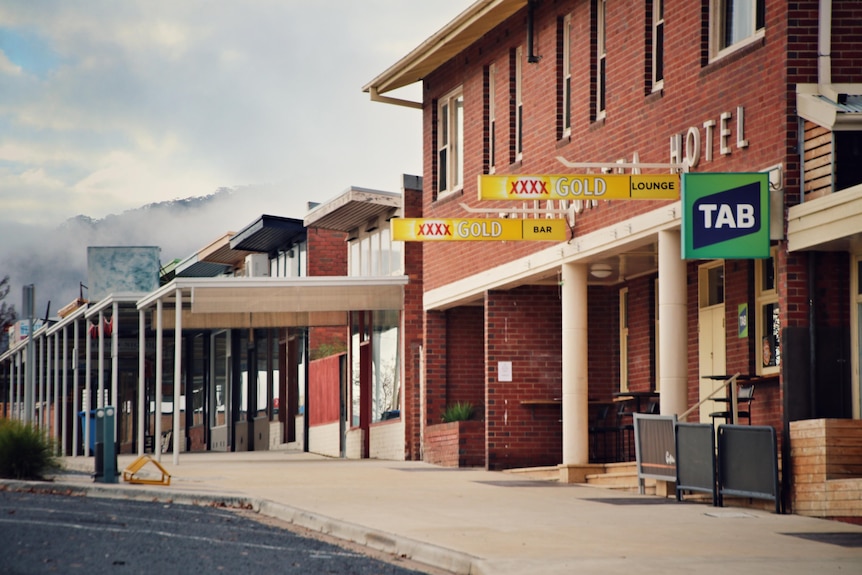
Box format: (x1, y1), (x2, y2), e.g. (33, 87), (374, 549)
(756, 250), (780, 375)
(372, 310), (400, 422)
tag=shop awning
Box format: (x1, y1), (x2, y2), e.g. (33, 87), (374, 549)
(137, 276), (408, 329)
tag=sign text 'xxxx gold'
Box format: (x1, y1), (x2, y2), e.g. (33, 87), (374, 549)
(391, 218), (568, 242)
(478, 174), (679, 201)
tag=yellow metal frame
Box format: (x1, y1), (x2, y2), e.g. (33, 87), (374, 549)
(122, 455), (172, 486)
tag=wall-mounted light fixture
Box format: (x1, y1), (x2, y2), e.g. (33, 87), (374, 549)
(590, 262), (613, 279)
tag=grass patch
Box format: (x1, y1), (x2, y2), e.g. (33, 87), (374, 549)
(0, 419), (60, 480)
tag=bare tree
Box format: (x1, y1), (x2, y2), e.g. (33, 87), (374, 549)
(0, 275), (18, 353)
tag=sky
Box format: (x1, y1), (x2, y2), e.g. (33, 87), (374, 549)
(0, 0), (470, 227)
(0, 0), (472, 320)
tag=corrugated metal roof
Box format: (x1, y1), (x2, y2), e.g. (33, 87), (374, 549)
(304, 187), (401, 233)
(827, 93), (862, 114)
(175, 254), (232, 278)
(230, 214), (306, 253)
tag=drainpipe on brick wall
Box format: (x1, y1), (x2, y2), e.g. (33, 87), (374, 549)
(818, 0), (832, 88)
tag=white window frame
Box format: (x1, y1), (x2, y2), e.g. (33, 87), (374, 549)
(710, 0), (765, 61)
(347, 224), (402, 278)
(437, 87), (464, 197)
(515, 46), (524, 162)
(596, 0), (606, 120)
(489, 63), (497, 173)
(652, 0), (664, 91)
(755, 247), (780, 376)
(562, 14), (572, 138)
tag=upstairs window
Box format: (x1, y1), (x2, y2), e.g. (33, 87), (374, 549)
(595, 0), (607, 120)
(651, 0), (664, 91)
(513, 46), (524, 162)
(560, 14), (572, 138)
(437, 88), (463, 197)
(488, 64), (497, 173)
(710, 0), (765, 59)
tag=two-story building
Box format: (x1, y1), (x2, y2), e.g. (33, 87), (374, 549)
(364, 0), (862, 513)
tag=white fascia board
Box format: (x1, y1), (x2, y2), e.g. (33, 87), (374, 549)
(423, 202), (681, 310)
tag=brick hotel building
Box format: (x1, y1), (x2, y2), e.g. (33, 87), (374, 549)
(365, 0), (862, 513)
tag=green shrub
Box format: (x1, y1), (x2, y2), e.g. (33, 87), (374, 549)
(0, 419), (60, 480)
(441, 401), (474, 423)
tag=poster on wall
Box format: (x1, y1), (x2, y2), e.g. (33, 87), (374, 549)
(681, 173), (770, 259)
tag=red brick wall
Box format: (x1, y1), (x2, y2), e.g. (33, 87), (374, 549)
(423, 421), (485, 467)
(402, 181), (425, 459)
(446, 306), (485, 414)
(307, 228), (347, 277)
(587, 285), (618, 399)
(485, 286), (562, 470)
(625, 275), (657, 392)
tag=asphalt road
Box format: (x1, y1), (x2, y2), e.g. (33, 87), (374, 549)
(0, 490), (438, 575)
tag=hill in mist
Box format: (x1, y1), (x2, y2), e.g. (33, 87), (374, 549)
(0, 183), (315, 323)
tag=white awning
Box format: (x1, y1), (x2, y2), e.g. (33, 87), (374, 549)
(137, 276), (408, 329)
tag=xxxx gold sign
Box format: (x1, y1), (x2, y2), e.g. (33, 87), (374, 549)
(478, 174), (679, 201)
(391, 218), (567, 241)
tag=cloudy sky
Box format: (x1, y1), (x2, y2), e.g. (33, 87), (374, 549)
(0, 0), (469, 227)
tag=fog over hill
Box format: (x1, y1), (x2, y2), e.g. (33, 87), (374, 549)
(0, 183), (317, 323)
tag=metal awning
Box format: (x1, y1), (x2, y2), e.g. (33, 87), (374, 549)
(137, 276), (408, 329)
(797, 84), (862, 131)
(230, 214), (306, 253)
(304, 187), (401, 233)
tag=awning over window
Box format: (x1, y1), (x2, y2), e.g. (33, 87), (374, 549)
(797, 84), (862, 131)
(137, 276), (408, 329)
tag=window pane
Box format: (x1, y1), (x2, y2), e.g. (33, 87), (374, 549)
(371, 310), (400, 423)
(655, 21), (664, 82)
(454, 95), (463, 187)
(761, 302), (780, 368)
(761, 256), (775, 291)
(708, 265), (724, 306)
(724, 0), (756, 47)
(438, 148), (448, 192)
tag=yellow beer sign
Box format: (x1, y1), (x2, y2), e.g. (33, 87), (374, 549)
(392, 218), (567, 242)
(478, 173), (679, 201)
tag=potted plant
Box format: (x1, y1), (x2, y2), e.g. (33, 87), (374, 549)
(441, 401), (474, 423)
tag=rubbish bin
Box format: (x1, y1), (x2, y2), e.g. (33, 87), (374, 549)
(78, 410), (96, 453)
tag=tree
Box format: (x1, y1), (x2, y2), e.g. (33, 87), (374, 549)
(0, 276), (17, 353)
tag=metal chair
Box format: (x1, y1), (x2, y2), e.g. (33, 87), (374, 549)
(589, 404), (618, 463)
(709, 383), (755, 425)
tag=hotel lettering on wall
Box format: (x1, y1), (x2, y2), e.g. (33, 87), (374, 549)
(670, 106), (749, 169)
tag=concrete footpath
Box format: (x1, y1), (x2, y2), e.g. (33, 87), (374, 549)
(6, 450), (862, 575)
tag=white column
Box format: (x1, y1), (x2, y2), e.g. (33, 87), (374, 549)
(155, 298), (163, 462)
(173, 288), (182, 465)
(53, 332), (59, 446)
(111, 301), (119, 442)
(658, 229), (688, 416)
(138, 309), (146, 455)
(38, 336), (45, 429)
(562, 262), (590, 465)
(12, 355), (19, 420)
(98, 310), (105, 408)
(62, 326), (68, 456)
(72, 319), (80, 457)
(85, 318), (92, 456)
